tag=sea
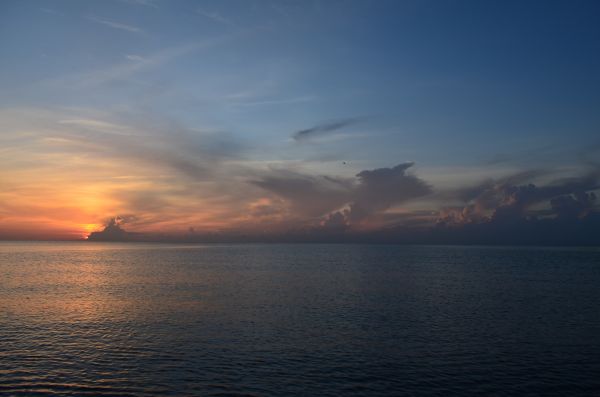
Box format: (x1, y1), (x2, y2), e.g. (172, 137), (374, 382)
(1, 242), (599, 396)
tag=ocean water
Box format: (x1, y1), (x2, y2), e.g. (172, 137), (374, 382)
(1, 242), (599, 396)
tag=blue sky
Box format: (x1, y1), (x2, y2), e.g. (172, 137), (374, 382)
(1, 0), (599, 240)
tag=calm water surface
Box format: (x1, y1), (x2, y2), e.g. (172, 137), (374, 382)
(1, 242), (599, 396)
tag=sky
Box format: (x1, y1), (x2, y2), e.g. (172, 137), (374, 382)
(1, 0), (599, 243)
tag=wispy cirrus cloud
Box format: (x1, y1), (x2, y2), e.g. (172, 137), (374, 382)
(231, 95), (316, 107)
(125, 54), (149, 62)
(197, 8), (233, 26)
(44, 36), (234, 89)
(87, 16), (144, 34)
(293, 118), (363, 142)
(0, 106), (255, 237)
(120, 0), (159, 9)
(39, 8), (64, 16)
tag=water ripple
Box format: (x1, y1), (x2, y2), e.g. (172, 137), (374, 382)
(1, 243), (600, 395)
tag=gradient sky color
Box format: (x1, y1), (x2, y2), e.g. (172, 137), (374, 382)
(1, 0), (599, 241)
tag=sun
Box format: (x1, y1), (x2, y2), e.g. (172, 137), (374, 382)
(81, 223), (102, 239)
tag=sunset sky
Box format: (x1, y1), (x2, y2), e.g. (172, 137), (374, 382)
(1, 0), (599, 242)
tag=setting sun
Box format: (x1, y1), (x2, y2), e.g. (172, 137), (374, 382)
(82, 223), (102, 239)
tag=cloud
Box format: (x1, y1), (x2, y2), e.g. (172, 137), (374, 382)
(437, 167), (600, 226)
(292, 118), (362, 142)
(3, 105), (599, 246)
(88, 216), (139, 241)
(42, 36), (234, 89)
(453, 170), (546, 204)
(320, 211), (349, 232)
(231, 95), (316, 107)
(349, 162), (432, 222)
(39, 8), (64, 16)
(87, 16), (144, 34)
(125, 54), (149, 62)
(551, 192), (597, 219)
(0, 106), (257, 238)
(253, 162), (432, 226)
(197, 8), (233, 26)
(121, 0), (159, 8)
(78, 160), (600, 245)
(252, 170), (352, 218)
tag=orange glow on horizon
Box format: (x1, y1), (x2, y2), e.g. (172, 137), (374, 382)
(82, 223), (102, 239)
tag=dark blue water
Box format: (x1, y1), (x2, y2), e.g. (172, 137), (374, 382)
(1, 243), (599, 396)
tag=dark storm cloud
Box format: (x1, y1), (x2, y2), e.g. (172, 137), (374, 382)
(348, 162), (432, 222)
(253, 162), (432, 224)
(438, 167), (600, 225)
(429, 166), (600, 245)
(88, 216), (140, 241)
(551, 192), (597, 219)
(320, 211), (349, 231)
(304, 175), (600, 244)
(490, 169), (600, 222)
(452, 170), (547, 204)
(252, 170), (351, 217)
(292, 117), (362, 141)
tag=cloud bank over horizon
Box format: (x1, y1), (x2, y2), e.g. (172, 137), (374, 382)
(1, 104), (599, 244)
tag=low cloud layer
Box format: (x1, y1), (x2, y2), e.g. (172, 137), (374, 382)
(2, 107), (599, 245)
(427, 167), (600, 245)
(88, 216), (139, 241)
(252, 162), (432, 228)
(83, 163), (600, 245)
(438, 168), (600, 226)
